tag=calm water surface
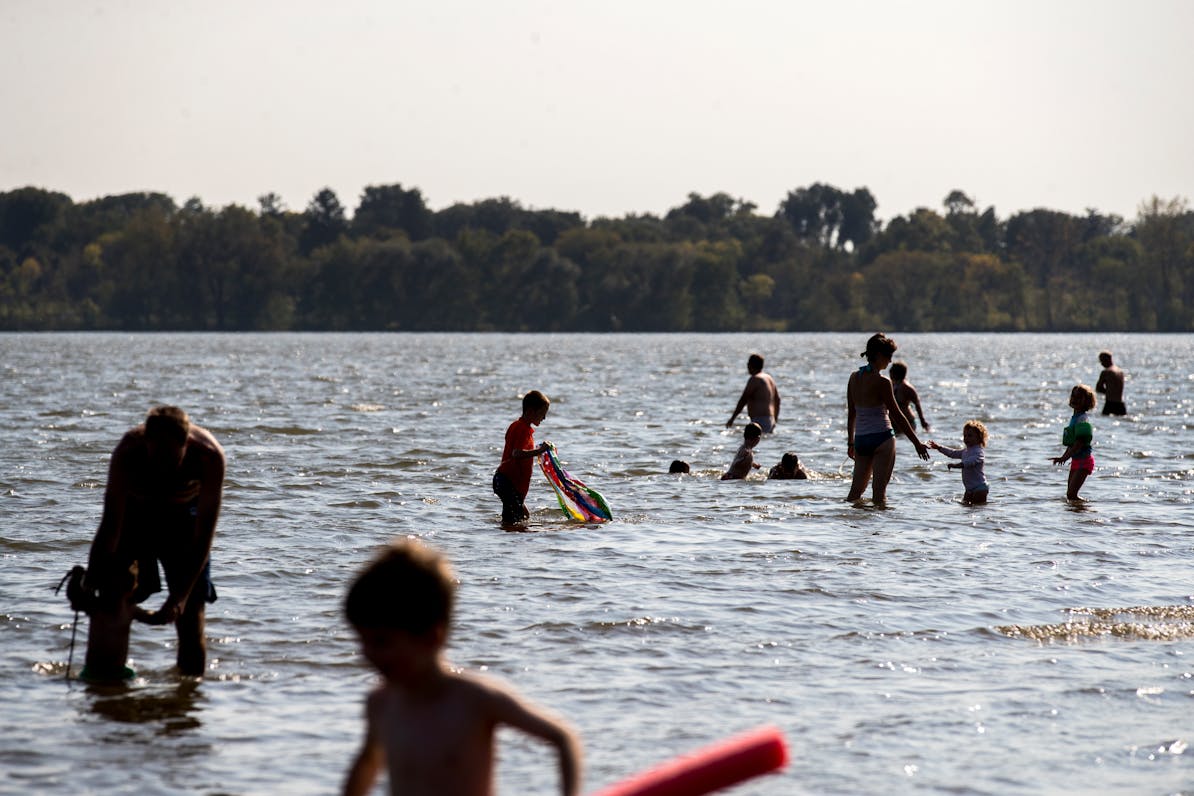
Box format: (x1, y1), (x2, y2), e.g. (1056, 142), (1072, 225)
(2, 332), (1192, 795)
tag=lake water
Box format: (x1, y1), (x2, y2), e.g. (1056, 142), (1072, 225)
(2, 332), (1192, 795)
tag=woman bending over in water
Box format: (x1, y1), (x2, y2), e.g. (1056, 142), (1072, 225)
(846, 333), (929, 504)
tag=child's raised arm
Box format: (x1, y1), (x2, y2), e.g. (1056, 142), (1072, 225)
(483, 679), (582, 796)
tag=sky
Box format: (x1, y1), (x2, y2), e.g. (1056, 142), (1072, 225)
(2, 0), (1192, 224)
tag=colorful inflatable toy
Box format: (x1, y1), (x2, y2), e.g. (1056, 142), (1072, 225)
(538, 443), (612, 523)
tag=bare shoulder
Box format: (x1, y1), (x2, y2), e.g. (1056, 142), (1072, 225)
(190, 424), (226, 460)
(454, 670), (573, 743)
(454, 670), (545, 723)
(113, 426), (147, 455)
(453, 669), (518, 704)
(363, 683), (401, 721)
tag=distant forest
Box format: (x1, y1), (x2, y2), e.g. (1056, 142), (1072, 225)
(1, 183), (1192, 332)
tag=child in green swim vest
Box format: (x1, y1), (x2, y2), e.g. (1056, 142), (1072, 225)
(1052, 384), (1096, 500)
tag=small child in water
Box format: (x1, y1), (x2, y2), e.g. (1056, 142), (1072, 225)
(1052, 384), (1096, 500)
(929, 421), (989, 504)
(668, 459), (691, 474)
(343, 537), (582, 796)
(768, 452), (809, 480)
(80, 561), (160, 682)
(721, 422), (763, 480)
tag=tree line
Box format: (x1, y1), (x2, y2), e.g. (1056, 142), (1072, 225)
(1, 183), (1191, 332)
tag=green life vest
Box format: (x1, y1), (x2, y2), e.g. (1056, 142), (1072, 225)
(1062, 420), (1092, 446)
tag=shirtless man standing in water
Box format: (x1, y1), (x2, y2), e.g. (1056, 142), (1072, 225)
(84, 406), (225, 677)
(726, 353), (781, 433)
(1096, 350), (1127, 415)
(890, 362), (931, 434)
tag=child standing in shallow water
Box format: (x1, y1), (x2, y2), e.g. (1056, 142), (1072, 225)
(929, 421), (989, 504)
(493, 390), (551, 527)
(1052, 384), (1096, 500)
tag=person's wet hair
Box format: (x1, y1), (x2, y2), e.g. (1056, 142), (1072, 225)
(522, 390), (550, 412)
(1071, 384), (1096, 413)
(963, 421), (989, 447)
(861, 333), (898, 362)
(145, 405), (190, 446)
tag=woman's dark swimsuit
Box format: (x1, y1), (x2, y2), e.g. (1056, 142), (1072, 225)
(854, 430), (895, 456)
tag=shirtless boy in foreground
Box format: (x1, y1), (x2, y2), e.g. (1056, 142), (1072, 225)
(343, 538), (582, 796)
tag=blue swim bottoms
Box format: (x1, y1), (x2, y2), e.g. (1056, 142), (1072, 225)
(853, 429), (895, 456)
(750, 416), (776, 434)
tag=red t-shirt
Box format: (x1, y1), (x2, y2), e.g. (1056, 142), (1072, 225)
(497, 417), (535, 497)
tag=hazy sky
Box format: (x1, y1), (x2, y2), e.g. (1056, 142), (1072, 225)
(3, 0), (1192, 223)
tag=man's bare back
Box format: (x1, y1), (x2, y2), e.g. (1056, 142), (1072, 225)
(727, 354), (780, 432)
(85, 407), (225, 676)
(1096, 351), (1126, 415)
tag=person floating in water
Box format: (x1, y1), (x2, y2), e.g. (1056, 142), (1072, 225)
(726, 353), (780, 433)
(343, 537), (583, 796)
(890, 362), (931, 434)
(929, 421), (989, 505)
(768, 452), (809, 480)
(82, 406), (224, 678)
(668, 459), (691, 474)
(722, 422), (763, 480)
(1096, 350), (1127, 416)
(1052, 384), (1096, 500)
(492, 390), (551, 527)
(846, 333), (930, 504)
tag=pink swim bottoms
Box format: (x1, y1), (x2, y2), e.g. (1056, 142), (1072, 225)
(1070, 455), (1094, 474)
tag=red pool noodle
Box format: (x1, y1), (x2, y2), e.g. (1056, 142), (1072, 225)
(588, 725), (788, 796)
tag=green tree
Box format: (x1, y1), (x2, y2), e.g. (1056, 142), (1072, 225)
(862, 208), (954, 262)
(777, 183), (876, 251)
(300, 188), (348, 255)
(0, 187), (73, 255)
(689, 240), (743, 330)
(352, 183), (433, 241)
(1134, 195), (1193, 330)
(1004, 209), (1081, 330)
(100, 206), (180, 328)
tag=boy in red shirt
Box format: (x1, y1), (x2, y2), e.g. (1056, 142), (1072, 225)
(492, 391), (550, 526)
